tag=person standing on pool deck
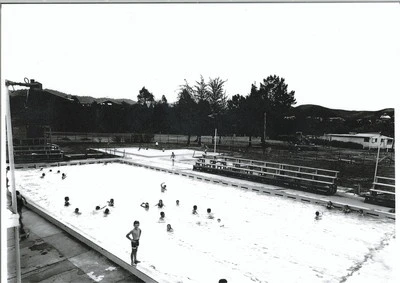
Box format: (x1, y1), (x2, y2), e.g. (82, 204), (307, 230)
(126, 220), (142, 265)
(16, 191), (27, 234)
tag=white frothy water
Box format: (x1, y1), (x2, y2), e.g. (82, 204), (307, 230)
(15, 163), (395, 283)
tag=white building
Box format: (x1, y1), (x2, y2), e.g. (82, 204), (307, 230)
(323, 133), (394, 149)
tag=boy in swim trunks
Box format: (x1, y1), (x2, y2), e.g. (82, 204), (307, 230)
(126, 220), (142, 265)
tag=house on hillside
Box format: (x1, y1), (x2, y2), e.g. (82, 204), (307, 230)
(323, 133), (394, 149)
(379, 113), (391, 120)
(328, 117), (345, 122)
(100, 100), (118, 106)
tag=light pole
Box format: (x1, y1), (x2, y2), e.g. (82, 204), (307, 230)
(208, 113), (217, 154)
(214, 127), (217, 154)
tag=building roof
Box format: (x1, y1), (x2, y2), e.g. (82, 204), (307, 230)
(45, 89), (77, 102)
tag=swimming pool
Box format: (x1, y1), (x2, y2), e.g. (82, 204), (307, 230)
(15, 162), (395, 283)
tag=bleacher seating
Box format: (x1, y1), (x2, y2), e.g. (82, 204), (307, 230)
(193, 155), (339, 195)
(10, 143), (64, 163)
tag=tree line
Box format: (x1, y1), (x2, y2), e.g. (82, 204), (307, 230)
(10, 74), (393, 142)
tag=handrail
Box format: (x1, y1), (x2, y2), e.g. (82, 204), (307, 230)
(195, 162), (334, 185)
(227, 161), (337, 181)
(198, 158), (337, 180)
(372, 182), (395, 188)
(375, 176), (395, 182)
(204, 155), (339, 176)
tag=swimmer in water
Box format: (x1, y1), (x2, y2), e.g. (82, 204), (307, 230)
(126, 220), (141, 265)
(217, 218), (224, 227)
(95, 206), (100, 210)
(159, 211), (165, 221)
(74, 208), (81, 215)
(192, 205), (198, 215)
(64, 196), (70, 207)
(207, 208), (214, 219)
(108, 198), (114, 207)
(155, 199), (164, 208)
(176, 200), (180, 206)
(167, 224), (174, 232)
(160, 182), (167, 192)
(62, 173), (66, 180)
(57, 170), (60, 173)
(104, 208), (110, 215)
(326, 201), (333, 209)
(343, 205), (351, 214)
(40, 173), (45, 178)
(140, 202), (150, 210)
(315, 211), (321, 220)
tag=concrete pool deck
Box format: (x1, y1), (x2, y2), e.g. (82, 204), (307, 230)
(8, 148), (395, 282)
(97, 148), (394, 216)
(7, 208), (144, 283)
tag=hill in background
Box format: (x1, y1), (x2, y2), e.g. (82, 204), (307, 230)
(43, 89), (137, 105)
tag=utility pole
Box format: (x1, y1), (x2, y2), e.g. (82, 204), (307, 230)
(214, 128), (217, 154)
(208, 113), (218, 154)
(263, 112), (267, 142)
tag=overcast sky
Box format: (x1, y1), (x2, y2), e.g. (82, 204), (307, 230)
(2, 3), (399, 111)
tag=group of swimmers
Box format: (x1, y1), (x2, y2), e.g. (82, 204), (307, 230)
(128, 182), (226, 267)
(315, 201), (364, 220)
(39, 168), (66, 179)
(139, 182), (224, 234)
(66, 196), (114, 216)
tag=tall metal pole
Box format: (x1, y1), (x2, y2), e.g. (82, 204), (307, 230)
(263, 112), (266, 142)
(373, 135), (381, 187)
(5, 86), (22, 283)
(214, 128), (217, 154)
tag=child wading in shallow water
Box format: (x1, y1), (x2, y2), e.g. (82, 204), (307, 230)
(126, 220), (142, 265)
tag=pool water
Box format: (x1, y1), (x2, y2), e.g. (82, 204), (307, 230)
(15, 163), (396, 283)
